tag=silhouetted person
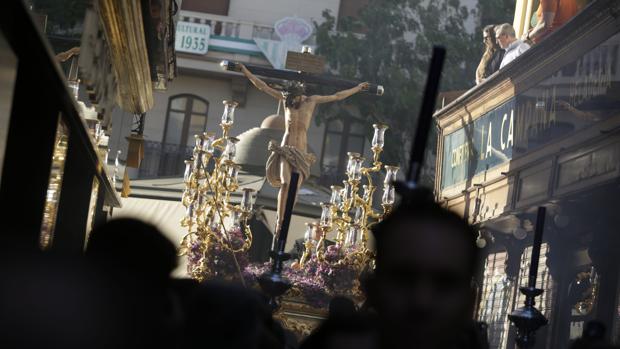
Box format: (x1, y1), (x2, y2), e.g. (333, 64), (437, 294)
(85, 218), (182, 348)
(571, 321), (620, 349)
(301, 297), (378, 349)
(183, 281), (288, 349)
(366, 189), (487, 349)
(0, 252), (130, 348)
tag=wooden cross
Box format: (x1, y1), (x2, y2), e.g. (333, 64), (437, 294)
(220, 50), (384, 96)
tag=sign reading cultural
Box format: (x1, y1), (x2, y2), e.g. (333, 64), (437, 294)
(175, 21), (210, 55)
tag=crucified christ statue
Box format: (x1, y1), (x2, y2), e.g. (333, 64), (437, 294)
(239, 64), (369, 246)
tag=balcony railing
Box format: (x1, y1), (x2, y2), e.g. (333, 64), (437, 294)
(138, 140), (193, 178)
(179, 10), (316, 45)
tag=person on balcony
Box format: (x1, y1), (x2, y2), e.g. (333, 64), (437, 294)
(523, 0), (582, 44)
(475, 25), (504, 84)
(495, 23), (530, 69)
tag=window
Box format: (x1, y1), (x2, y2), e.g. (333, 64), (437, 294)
(478, 251), (515, 349)
(181, 0), (229, 16)
(154, 94), (209, 177)
(320, 118), (366, 183)
(163, 94), (209, 147)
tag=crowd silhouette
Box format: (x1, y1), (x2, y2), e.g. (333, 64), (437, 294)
(1, 197), (618, 348)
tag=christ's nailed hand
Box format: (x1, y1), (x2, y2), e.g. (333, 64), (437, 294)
(359, 82), (370, 91)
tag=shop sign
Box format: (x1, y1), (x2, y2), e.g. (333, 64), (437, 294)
(175, 21), (210, 55)
(442, 99), (515, 188)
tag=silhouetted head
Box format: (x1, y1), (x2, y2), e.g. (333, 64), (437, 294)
(328, 296), (357, 320)
(368, 193), (478, 349)
(86, 218), (177, 283)
(300, 312), (377, 349)
(283, 81), (306, 109)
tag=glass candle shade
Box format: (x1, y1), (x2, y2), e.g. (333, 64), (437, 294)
(330, 185), (343, 206)
(320, 203), (333, 227)
(202, 132), (215, 154)
(193, 153), (203, 171)
(240, 188), (254, 212)
(382, 184), (395, 205)
(227, 163), (240, 183)
(194, 134), (203, 151)
(184, 160), (193, 183)
(372, 123), (388, 149)
(231, 209), (242, 227)
(352, 156), (364, 181)
(362, 185), (372, 202)
(186, 203), (195, 220)
(221, 100), (238, 126)
(345, 225), (362, 249)
(346, 152), (361, 177)
(353, 206), (364, 224)
(341, 181), (351, 204)
(304, 223), (315, 242)
(223, 137), (239, 161)
(384, 165), (400, 185)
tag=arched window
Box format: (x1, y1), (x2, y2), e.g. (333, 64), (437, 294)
(163, 94), (209, 147)
(320, 118), (366, 183)
(157, 94), (209, 176)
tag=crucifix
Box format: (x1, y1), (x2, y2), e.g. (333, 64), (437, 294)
(221, 49), (384, 248)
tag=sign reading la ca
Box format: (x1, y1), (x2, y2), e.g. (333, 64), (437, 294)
(442, 99), (515, 188)
(175, 21), (210, 55)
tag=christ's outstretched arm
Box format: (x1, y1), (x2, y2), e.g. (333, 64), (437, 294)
(309, 82), (369, 104)
(240, 64), (284, 100)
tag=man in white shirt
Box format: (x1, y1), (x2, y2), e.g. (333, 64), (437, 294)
(495, 23), (530, 69)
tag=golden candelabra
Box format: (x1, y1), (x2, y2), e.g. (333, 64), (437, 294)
(299, 123), (399, 267)
(179, 100), (255, 281)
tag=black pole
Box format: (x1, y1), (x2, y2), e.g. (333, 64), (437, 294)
(392, 46), (445, 204)
(406, 46), (445, 185)
(529, 207), (546, 288)
(221, 60), (384, 96)
(508, 206), (548, 348)
(258, 172), (300, 310)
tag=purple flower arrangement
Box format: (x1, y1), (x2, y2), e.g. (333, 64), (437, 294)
(185, 231), (369, 309)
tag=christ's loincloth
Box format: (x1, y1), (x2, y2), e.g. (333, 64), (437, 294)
(265, 140), (316, 187)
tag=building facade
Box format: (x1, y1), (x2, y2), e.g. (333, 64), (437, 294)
(433, 1), (620, 347)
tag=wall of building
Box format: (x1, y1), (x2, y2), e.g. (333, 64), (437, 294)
(109, 72), (327, 174)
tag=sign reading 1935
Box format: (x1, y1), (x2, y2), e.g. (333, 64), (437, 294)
(175, 21), (210, 55)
